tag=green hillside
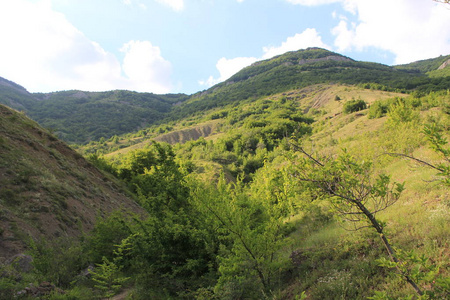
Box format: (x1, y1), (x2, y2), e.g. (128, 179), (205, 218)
(30, 90), (188, 143)
(1, 48), (449, 146)
(170, 48), (449, 120)
(0, 104), (144, 258)
(0, 77), (37, 111)
(0, 49), (449, 299)
(0, 80), (189, 144)
(21, 84), (448, 300)
(394, 54), (450, 73)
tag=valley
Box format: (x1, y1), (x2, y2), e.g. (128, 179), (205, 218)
(0, 48), (449, 299)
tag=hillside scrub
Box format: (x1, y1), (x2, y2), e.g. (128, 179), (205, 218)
(1, 87), (449, 299)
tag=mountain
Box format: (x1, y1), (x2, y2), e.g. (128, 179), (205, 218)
(171, 48), (449, 119)
(0, 48), (449, 299)
(30, 90), (188, 143)
(0, 104), (145, 258)
(1, 48), (449, 145)
(0, 77), (37, 111)
(394, 54), (450, 73)
(0, 78), (189, 144)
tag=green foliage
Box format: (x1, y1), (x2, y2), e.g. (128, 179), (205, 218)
(394, 54), (450, 73)
(86, 153), (117, 175)
(191, 175), (291, 298)
(376, 248), (449, 299)
(423, 123), (450, 185)
(0, 276), (17, 300)
(368, 100), (391, 119)
(16, 90), (188, 144)
(85, 212), (133, 263)
(291, 149), (404, 229)
(343, 99), (367, 114)
(27, 237), (88, 287)
(387, 101), (420, 125)
(91, 256), (130, 298)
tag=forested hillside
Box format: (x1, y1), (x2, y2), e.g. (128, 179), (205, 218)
(1, 48), (449, 145)
(0, 79), (188, 144)
(80, 86), (450, 299)
(0, 48), (449, 299)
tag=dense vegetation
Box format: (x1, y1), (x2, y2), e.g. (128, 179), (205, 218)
(169, 49), (449, 122)
(1, 49), (449, 145)
(0, 48), (449, 299)
(2, 85), (449, 299)
(0, 82), (188, 144)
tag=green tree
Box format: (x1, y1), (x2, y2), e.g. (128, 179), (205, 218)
(91, 256), (130, 298)
(343, 99), (367, 114)
(192, 175), (289, 298)
(289, 145), (424, 296)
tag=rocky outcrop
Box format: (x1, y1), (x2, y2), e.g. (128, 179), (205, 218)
(438, 58), (450, 70)
(154, 121), (221, 145)
(298, 55), (353, 65)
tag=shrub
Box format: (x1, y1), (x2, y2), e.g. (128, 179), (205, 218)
(368, 101), (389, 119)
(387, 101), (420, 124)
(343, 99), (367, 114)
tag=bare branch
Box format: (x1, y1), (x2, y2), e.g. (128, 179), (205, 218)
(384, 152), (444, 172)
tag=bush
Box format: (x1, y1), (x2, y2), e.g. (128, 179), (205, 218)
(387, 101), (420, 125)
(343, 99), (367, 114)
(368, 101), (389, 119)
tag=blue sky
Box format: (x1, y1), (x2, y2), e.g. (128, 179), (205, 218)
(0, 0), (449, 94)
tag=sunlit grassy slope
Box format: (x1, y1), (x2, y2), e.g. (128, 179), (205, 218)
(79, 83), (449, 298)
(274, 89), (449, 299)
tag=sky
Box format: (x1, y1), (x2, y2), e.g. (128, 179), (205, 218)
(0, 0), (449, 95)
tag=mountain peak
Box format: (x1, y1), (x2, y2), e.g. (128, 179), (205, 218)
(0, 76), (29, 95)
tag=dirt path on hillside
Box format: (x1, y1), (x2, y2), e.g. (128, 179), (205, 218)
(105, 289), (131, 300)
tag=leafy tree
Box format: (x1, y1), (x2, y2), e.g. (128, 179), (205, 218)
(91, 256), (130, 298)
(289, 144), (425, 296)
(191, 175), (290, 298)
(387, 100), (419, 125)
(343, 99), (367, 114)
(368, 100), (389, 119)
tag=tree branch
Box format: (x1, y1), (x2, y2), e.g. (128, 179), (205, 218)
(384, 152), (444, 172)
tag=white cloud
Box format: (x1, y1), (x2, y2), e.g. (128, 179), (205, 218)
(122, 0), (147, 10)
(155, 0), (184, 11)
(262, 28), (330, 59)
(121, 40), (173, 93)
(286, 0), (356, 13)
(285, 0), (341, 6)
(331, 20), (355, 52)
(0, 0), (173, 93)
(199, 56), (258, 86)
(287, 0), (450, 64)
(200, 28), (330, 87)
(328, 0), (450, 64)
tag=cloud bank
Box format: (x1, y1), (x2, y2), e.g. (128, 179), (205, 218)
(155, 0), (184, 11)
(0, 0), (173, 93)
(330, 0), (450, 64)
(286, 0), (450, 64)
(200, 28), (330, 87)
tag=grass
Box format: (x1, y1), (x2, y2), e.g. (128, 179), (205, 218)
(275, 91), (450, 299)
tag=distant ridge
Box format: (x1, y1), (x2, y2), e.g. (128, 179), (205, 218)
(0, 76), (28, 94)
(0, 48), (449, 144)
